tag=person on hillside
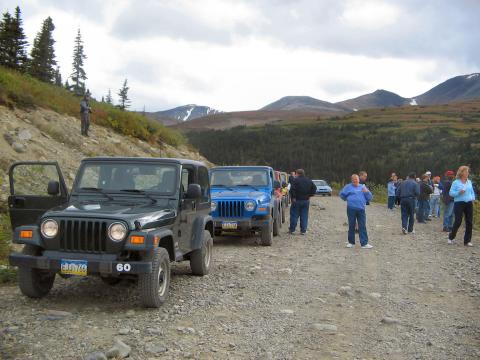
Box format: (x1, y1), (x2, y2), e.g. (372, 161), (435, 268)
(396, 172), (420, 234)
(448, 166), (476, 246)
(430, 176), (442, 218)
(80, 94), (92, 137)
(288, 169), (316, 235)
(387, 174), (398, 210)
(441, 170), (455, 232)
(340, 174), (373, 249)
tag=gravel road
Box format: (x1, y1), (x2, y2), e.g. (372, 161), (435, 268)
(1, 196), (479, 360)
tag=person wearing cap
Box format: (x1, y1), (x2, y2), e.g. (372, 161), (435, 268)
(396, 172), (420, 234)
(448, 166), (476, 246)
(430, 176), (442, 218)
(424, 171), (433, 219)
(441, 170), (455, 232)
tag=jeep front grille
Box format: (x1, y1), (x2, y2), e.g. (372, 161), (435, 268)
(59, 220), (108, 253)
(218, 201), (245, 218)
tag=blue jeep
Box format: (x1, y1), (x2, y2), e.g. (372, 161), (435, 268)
(210, 166), (282, 246)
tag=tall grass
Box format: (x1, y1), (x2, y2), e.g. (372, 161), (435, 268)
(0, 66), (185, 147)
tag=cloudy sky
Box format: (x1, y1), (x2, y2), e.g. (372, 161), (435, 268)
(2, 0), (479, 112)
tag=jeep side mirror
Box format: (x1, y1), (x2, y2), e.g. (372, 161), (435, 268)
(273, 180), (281, 189)
(47, 180), (60, 195)
(186, 184), (202, 199)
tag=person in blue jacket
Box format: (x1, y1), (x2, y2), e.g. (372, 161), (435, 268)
(448, 166), (476, 246)
(340, 174), (373, 249)
(387, 174), (398, 210)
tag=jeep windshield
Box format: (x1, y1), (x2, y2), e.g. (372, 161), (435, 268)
(75, 162), (178, 195)
(211, 170), (269, 188)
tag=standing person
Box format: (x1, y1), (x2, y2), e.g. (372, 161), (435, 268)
(340, 174), (373, 249)
(395, 178), (403, 206)
(425, 170), (433, 218)
(430, 176), (442, 218)
(417, 174), (433, 224)
(387, 174), (398, 210)
(288, 169), (316, 235)
(396, 172), (420, 234)
(80, 94), (92, 136)
(442, 170), (455, 232)
(448, 166), (476, 246)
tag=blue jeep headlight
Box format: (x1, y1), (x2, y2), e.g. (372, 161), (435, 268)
(211, 202), (217, 212)
(245, 200), (255, 211)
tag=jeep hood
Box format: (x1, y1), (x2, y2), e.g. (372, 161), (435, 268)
(43, 200), (177, 229)
(212, 190), (270, 203)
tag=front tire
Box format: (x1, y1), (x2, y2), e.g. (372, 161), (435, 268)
(190, 230), (213, 276)
(139, 247), (171, 308)
(261, 222), (273, 246)
(18, 245), (55, 298)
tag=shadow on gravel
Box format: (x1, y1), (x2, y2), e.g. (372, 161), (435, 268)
(213, 234), (262, 247)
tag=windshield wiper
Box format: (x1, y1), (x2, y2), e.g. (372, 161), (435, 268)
(79, 187), (114, 200)
(212, 184), (234, 191)
(237, 184), (260, 191)
(119, 189), (157, 204)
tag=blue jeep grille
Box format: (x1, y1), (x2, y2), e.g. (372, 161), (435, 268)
(59, 220), (108, 253)
(218, 201), (245, 218)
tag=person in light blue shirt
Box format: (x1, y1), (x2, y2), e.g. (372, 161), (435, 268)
(340, 174), (373, 249)
(448, 166), (476, 246)
(387, 174), (398, 210)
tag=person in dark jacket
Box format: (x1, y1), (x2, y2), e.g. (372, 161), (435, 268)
(396, 172), (420, 234)
(80, 94), (92, 136)
(417, 174), (433, 223)
(288, 169), (316, 235)
(441, 170), (455, 232)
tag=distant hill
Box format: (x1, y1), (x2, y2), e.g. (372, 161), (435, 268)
(147, 104), (220, 126)
(336, 89), (410, 110)
(413, 73), (480, 105)
(261, 96), (350, 114)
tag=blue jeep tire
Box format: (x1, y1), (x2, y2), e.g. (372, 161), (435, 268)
(261, 222), (273, 246)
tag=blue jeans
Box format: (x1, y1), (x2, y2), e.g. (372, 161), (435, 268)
(289, 200), (310, 233)
(400, 198), (415, 232)
(430, 195), (440, 217)
(387, 196), (395, 209)
(425, 199), (431, 218)
(443, 201), (454, 230)
(417, 199), (429, 222)
(347, 207), (368, 246)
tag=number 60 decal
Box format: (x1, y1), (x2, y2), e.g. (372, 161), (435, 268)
(116, 263), (131, 272)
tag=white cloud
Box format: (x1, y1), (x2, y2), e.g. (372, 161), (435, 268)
(340, 0), (400, 29)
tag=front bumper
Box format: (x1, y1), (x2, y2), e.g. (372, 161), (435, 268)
(9, 251), (152, 275)
(213, 216), (271, 232)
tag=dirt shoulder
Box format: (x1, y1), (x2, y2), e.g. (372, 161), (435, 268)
(1, 197), (479, 359)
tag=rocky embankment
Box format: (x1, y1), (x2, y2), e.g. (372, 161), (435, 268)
(0, 106), (207, 210)
(1, 197), (479, 359)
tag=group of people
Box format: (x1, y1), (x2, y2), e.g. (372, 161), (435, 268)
(395, 166), (476, 246)
(287, 167), (476, 249)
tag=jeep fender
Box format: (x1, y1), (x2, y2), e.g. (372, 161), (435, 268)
(191, 215), (213, 251)
(130, 228), (175, 261)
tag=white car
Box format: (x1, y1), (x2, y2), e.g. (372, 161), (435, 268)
(313, 180), (332, 196)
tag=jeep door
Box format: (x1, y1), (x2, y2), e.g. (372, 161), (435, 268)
(8, 162), (69, 229)
(179, 165), (197, 253)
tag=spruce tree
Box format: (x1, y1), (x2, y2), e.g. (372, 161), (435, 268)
(11, 6), (28, 71)
(105, 89), (112, 104)
(70, 28), (87, 95)
(117, 79), (130, 110)
(54, 66), (62, 86)
(0, 11), (13, 67)
(29, 17), (56, 83)
(65, 79), (70, 90)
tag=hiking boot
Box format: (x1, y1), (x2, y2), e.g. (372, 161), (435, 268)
(402, 228), (407, 235)
(465, 242), (473, 247)
(361, 244), (373, 249)
(447, 239), (454, 245)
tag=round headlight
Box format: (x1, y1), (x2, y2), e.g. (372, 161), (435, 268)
(108, 222), (127, 242)
(211, 202), (217, 212)
(41, 219), (58, 238)
(245, 200), (255, 211)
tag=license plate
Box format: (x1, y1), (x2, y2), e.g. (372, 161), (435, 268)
(222, 221), (238, 230)
(60, 259), (88, 276)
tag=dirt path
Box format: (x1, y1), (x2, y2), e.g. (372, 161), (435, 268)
(1, 197), (479, 360)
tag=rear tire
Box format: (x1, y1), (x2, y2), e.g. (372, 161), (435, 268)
(281, 204), (286, 223)
(261, 222), (273, 246)
(18, 245), (55, 298)
(273, 209), (280, 236)
(190, 230), (213, 276)
(139, 247), (171, 308)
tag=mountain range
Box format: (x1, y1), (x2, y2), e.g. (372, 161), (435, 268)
(152, 73), (480, 128)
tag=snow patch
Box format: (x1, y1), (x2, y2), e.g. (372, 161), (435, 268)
(353, 108), (358, 112)
(182, 106), (194, 121)
(410, 98), (417, 106)
(466, 73), (479, 79)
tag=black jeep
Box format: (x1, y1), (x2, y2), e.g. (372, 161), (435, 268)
(8, 157), (213, 307)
